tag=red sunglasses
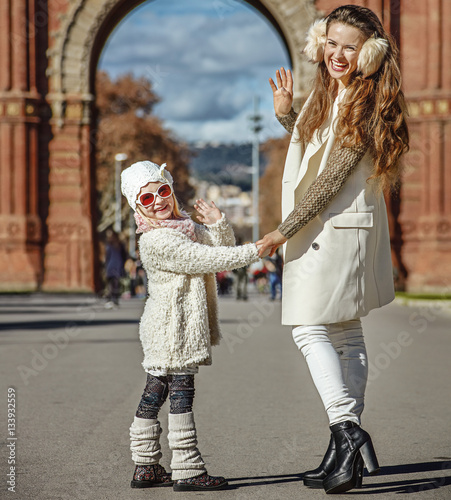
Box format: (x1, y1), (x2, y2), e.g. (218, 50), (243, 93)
(137, 184), (173, 208)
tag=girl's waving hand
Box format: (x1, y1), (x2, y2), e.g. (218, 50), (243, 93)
(194, 199), (222, 225)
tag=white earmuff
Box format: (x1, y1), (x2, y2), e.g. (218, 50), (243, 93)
(303, 19), (327, 63)
(357, 34), (389, 77)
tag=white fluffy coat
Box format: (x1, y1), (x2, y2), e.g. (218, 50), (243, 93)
(137, 215), (259, 372)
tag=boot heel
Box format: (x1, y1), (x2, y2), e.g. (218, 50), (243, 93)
(360, 440), (379, 475)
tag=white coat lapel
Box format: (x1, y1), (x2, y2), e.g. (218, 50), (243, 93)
(294, 115), (335, 189)
(295, 89), (343, 188)
(281, 126), (303, 184)
(316, 125), (336, 176)
(281, 91), (315, 185)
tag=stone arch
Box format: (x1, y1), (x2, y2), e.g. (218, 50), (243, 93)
(41, 0), (317, 291)
(48, 0), (317, 115)
(2, 0), (450, 293)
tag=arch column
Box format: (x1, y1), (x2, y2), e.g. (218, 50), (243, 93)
(41, 95), (97, 291)
(398, 0), (451, 292)
(0, 0), (43, 291)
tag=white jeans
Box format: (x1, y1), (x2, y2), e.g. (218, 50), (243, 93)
(292, 319), (367, 426)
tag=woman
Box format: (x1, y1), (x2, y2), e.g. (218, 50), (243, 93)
(256, 5), (409, 494)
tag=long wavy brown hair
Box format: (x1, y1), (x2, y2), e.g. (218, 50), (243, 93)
(297, 5), (409, 190)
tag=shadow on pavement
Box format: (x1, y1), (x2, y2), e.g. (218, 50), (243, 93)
(226, 472), (303, 489)
(225, 461), (451, 493)
(0, 301), (99, 308)
(353, 460), (451, 495)
(0, 308), (94, 315)
(0, 318), (139, 332)
(350, 476), (451, 495)
(0, 337), (139, 344)
(378, 460), (451, 475)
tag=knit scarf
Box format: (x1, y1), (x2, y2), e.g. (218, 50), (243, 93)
(134, 210), (197, 242)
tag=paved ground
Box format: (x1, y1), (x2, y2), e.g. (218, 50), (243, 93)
(0, 291), (450, 500)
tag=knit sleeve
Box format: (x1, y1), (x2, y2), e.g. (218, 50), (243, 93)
(139, 229), (259, 275)
(197, 213), (235, 247)
(278, 141), (369, 239)
(276, 108), (298, 134)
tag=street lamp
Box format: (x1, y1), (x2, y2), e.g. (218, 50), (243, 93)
(114, 153), (128, 234)
(249, 96), (262, 242)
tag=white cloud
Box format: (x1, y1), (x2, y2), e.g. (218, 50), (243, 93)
(98, 0), (291, 143)
(166, 106), (287, 145)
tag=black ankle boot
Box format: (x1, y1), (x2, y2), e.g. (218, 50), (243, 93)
(303, 435), (336, 488)
(303, 434), (364, 489)
(323, 421), (379, 494)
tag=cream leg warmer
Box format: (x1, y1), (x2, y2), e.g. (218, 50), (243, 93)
(168, 412), (206, 480)
(129, 417), (162, 465)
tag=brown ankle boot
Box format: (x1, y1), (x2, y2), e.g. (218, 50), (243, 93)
(173, 472), (228, 491)
(130, 464), (173, 488)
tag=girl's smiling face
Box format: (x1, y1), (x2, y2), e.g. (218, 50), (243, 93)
(137, 181), (174, 220)
(324, 22), (366, 90)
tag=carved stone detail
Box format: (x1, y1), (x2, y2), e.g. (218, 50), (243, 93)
(407, 96), (451, 120)
(47, 221), (90, 241)
(401, 217), (451, 240)
(437, 219), (451, 235)
(0, 215), (42, 242)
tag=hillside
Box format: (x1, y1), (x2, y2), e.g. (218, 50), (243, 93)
(188, 143), (266, 191)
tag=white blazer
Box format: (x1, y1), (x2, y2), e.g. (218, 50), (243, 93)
(280, 92), (395, 326)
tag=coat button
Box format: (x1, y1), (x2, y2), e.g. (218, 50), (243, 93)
(312, 242), (320, 250)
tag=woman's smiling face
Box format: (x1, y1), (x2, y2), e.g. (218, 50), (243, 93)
(137, 182), (174, 220)
(324, 22), (366, 90)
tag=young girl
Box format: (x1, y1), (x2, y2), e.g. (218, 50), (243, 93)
(121, 160), (260, 491)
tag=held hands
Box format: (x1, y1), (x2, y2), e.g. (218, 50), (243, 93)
(194, 199), (222, 225)
(256, 229), (287, 258)
(269, 67), (294, 117)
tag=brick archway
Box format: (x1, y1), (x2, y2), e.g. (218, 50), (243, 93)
(1, 0), (450, 292)
(0, 0), (317, 292)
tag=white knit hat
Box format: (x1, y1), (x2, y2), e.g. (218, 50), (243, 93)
(121, 161), (174, 211)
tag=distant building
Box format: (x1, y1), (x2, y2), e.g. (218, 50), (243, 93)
(192, 181), (253, 229)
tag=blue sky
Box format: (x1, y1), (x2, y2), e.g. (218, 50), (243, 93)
(98, 0), (291, 144)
